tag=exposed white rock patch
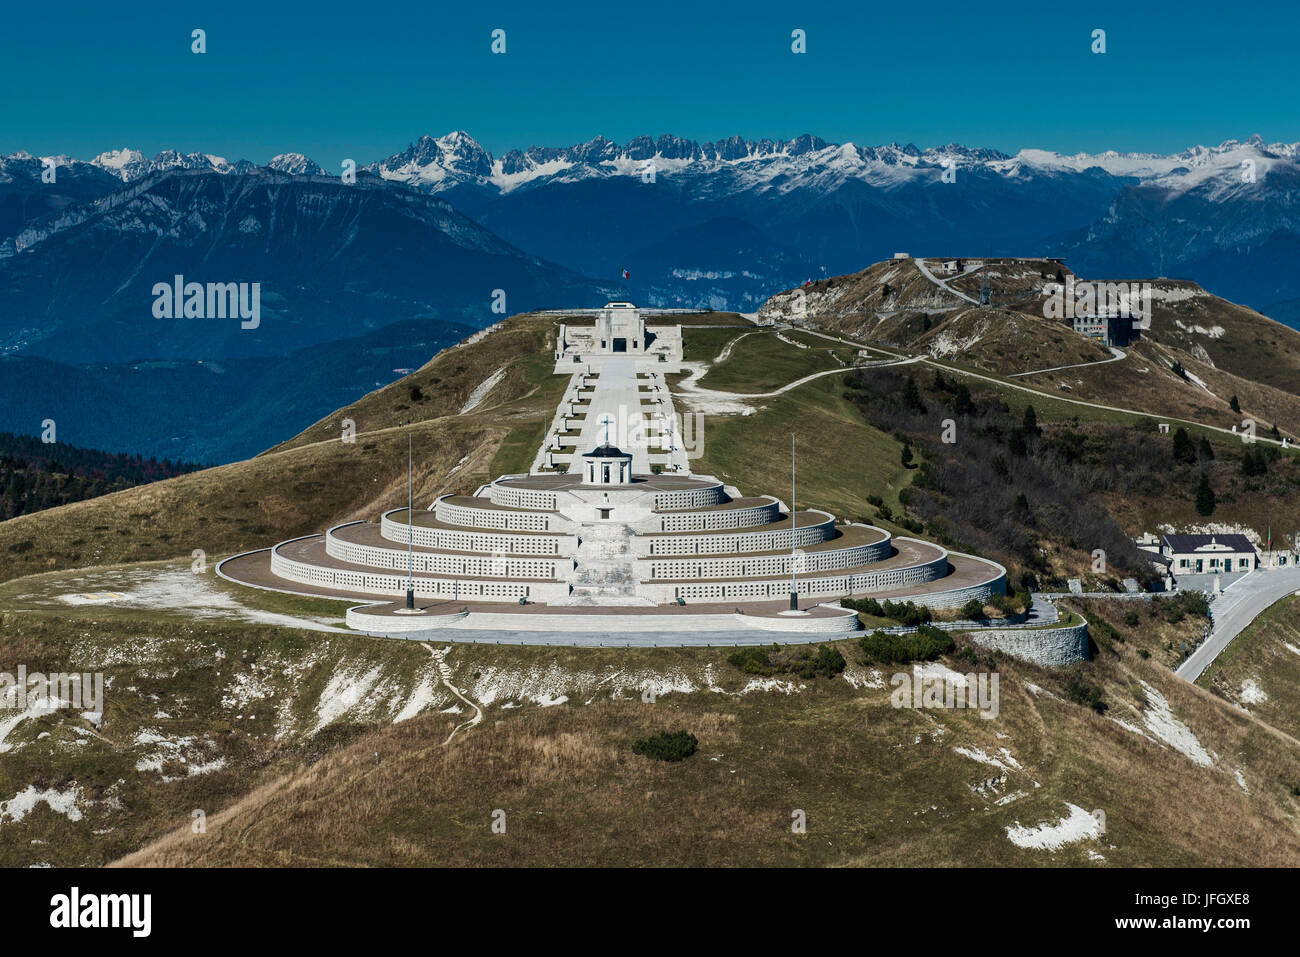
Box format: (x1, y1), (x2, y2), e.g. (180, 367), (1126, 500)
(458, 366), (507, 414)
(393, 676), (443, 723)
(221, 670), (273, 710)
(0, 785), (84, 824)
(1006, 803), (1103, 851)
(1137, 681), (1213, 767)
(739, 677), (801, 695)
(313, 666), (383, 733)
(841, 666), (884, 689)
(1173, 318), (1226, 339)
(133, 728), (223, 780)
(954, 746), (1019, 773)
(1239, 678), (1267, 706)
(1109, 713), (1156, 743)
(915, 662), (971, 686)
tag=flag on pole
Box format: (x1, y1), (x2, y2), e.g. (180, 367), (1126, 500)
(621, 268), (630, 279)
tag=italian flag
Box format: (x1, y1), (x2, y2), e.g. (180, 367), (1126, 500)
(621, 268), (630, 279)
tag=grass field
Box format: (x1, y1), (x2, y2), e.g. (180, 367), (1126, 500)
(696, 331), (841, 393)
(1196, 595), (1300, 740)
(688, 371), (909, 520)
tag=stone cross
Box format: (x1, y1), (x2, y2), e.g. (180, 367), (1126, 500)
(598, 413), (615, 445)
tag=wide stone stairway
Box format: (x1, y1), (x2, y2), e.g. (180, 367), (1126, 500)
(559, 522), (654, 605)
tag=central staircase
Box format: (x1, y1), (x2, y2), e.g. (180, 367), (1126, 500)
(557, 523), (654, 606)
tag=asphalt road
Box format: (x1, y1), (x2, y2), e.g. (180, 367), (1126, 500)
(1176, 567), (1300, 681)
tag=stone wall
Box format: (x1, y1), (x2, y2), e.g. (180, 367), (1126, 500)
(327, 523), (563, 580)
(380, 510), (573, 556)
(435, 496), (567, 532)
(964, 619), (1091, 666)
(271, 538), (569, 603)
(639, 511), (838, 556)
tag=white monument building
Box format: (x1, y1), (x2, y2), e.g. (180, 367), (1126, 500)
(555, 302), (683, 366)
(217, 303), (1021, 646)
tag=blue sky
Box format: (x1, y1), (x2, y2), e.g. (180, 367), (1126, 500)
(2, 0), (1296, 163)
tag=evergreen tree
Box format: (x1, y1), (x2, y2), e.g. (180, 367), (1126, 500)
(1023, 405), (1040, 437)
(1241, 448), (1268, 477)
(1172, 427), (1196, 464)
(1195, 472), (1216, 516)
(1229, 395), (1241, 414)
(953, 383), (975, 416)
(902, 376), (924, 412)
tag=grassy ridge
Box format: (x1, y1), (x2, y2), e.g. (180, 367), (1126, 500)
(689, 371), (908, 521)
(696, 330), (841, 393)
(41, 592), (1287, 868)
(1197, 595), (1300, 741)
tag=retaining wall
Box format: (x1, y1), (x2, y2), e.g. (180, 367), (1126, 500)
(963, 620), (1091, 666)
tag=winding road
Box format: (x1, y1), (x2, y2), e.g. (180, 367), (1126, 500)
(728, 318), (1300, 675)
(1176, 568), (1300, 682)
(1008, 347), (1127, 378)
(913, 256), (980, 304)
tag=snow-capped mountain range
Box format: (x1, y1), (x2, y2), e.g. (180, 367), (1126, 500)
(2, 130), (1299, 464)
(3, 131), (1299, 319)
(360, 130), (1300, 198)
(6, 131), (1294, 196)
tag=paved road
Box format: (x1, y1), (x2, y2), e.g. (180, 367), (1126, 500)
(919, 358), (1296, 450)
(913, 257), (980, 304)
(1176, 568), (1300, 681)
(780, 322), (1295, 451)
(1008, 347), (1126, 378)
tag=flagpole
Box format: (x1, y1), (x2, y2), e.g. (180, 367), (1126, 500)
(405, 432), (414, 610)
(790, 434), (797, 611)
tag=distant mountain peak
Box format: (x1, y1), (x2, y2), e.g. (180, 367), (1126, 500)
(267, 152), (323, 175)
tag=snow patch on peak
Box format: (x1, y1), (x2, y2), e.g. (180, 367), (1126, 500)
(267, 152), (322, 175)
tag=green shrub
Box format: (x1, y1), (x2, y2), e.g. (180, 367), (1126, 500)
(881, 599), (933, 626)
(845, 597), (932, 625)
(1151, 591), (1211, 624)
(1089, 616), (1124, 646)
(960, 597), (986, 620)
(788, 644), (847, 679)
(1063, 670), (1107, 713)
(727, 643), (845, 679)
(859, 624), (954, 664)
(632, 730), (698, 762)
(843, 596), (883, 617)
(727, 646), (773, 676)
